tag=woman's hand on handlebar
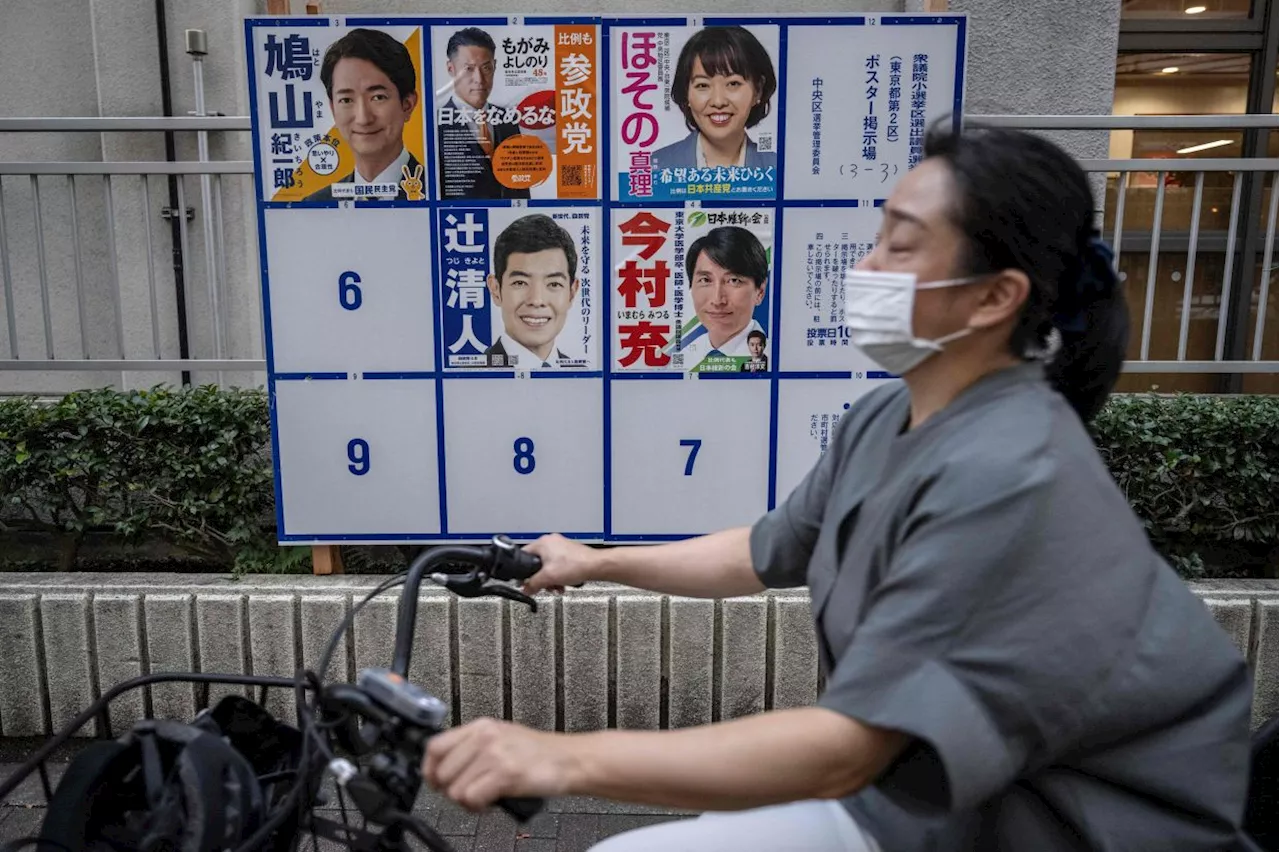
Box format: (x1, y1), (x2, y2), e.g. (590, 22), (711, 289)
(521, 534), (600, 594)
(422, 718), (579, 812)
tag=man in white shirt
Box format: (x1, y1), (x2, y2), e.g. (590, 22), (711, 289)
(305, 28), (423, 202)
(679, 225), (771, 371)
(484, 215), (584, 369)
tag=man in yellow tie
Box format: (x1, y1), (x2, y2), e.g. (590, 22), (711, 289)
(436, 27), (529, 200)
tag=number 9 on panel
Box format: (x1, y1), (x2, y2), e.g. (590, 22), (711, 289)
(274, 380), (441, 537)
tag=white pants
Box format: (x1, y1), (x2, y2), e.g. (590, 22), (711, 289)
(588, 800), (882, 852)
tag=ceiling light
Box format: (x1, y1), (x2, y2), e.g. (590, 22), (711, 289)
(1185, 5), (1207, 13)
(1176, 139), (1233, 154)
(1161, 66), (1180, 74)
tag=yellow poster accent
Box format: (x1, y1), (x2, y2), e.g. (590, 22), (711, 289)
(271, 28), (426, 202)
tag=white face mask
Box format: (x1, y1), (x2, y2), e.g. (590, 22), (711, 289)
(843, 269), (977, 376)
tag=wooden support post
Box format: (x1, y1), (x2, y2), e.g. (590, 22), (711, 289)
(266, 0), (291, 14)
(312, 545), (345, 575)
(925, 0), (950, 10)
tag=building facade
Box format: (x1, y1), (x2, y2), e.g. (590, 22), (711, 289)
(0, 0), (1274, 395)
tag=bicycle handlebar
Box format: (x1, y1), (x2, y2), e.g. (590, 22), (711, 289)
(337, 536), (547, 840)
(391, 536), (541, 677)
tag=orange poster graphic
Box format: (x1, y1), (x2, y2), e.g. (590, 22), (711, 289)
(555, 24), (599, 199)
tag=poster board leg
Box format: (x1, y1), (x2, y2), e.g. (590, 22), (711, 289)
(312, 545), (344, 575)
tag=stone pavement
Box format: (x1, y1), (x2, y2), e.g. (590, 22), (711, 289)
(0, 759), (693, 851)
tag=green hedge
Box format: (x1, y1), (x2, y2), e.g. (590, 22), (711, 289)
(1, 386), (1276, 578)
(1090, 393), (1278, 579)
(0, 386), (304, 574)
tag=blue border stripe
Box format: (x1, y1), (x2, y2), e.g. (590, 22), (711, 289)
(420, 36), (451, 535)
(260, 200), (433, 210)
(698, 200), (777, 210)
(607, 17), (688, 26)
(609, 372), (685, 381)
(442, 370), (518, 379)
(781, 199), (861, 208)
(604, 533), (698, 542)
(363, 371), (435, 380)
(766, 21), (789, 512)
(274, 372), (347, 381)
(434, 198), (515, 209)
(527, 198), (603, 209)
(525, 16), (602, 24)
(705, 15), (866, 26)
(244, 20), (289, 542)
(879, 15), (965, 25)
(427, 206), (450, 534)
(529, 370), (604, 379)
(406, 16), (509, 26)
(248, 17), (328, 27)
(777, 370), (854, 380)
(606, 200), (689, 209)
(953, 17), (968, 122)
(601, 25), (614, 538)
(697, 372), (773, 380)
(280, 531), (604, 542)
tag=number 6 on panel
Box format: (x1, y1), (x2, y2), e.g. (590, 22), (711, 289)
(347, 438), (370, 475)
(339, 270), (362, 311)
(680, 439), (701, 476)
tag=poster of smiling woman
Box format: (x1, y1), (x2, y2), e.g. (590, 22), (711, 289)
(610, 22), (780, 203)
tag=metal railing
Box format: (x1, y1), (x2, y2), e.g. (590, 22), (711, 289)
(0, 113), (1276, 389)
(975, 114), (1278, 376)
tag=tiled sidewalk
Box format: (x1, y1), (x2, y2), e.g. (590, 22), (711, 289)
(0, 761), (692, 851)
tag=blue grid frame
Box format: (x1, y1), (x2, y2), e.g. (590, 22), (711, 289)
(244, 13), (967, 544)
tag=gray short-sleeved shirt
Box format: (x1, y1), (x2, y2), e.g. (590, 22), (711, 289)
(751, 363), (1252, 851)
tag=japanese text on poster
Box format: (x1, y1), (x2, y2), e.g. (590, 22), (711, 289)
(441, 207), (598, 370)
(252, 25), (429, 203)
(431, 24), (601, 200)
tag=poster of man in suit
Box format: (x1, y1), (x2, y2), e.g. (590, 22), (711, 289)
(252, 24), (429, 203)
(439, 208), (599, 370)
(431, 23), (600, 201)
(304, 28), (425, 202)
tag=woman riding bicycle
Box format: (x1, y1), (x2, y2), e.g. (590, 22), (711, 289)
(421, 122), (1253, 851)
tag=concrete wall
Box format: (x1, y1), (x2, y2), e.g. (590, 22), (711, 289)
(0, 0), (1124, 394)
(0, 576), (1274, 740)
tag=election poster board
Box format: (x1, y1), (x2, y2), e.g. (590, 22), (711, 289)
(245, 12), (966, 543)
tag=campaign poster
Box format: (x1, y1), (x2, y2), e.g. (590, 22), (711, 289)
(250, 22), (429, 204)
(439, 207), (599, 370)
(430, 23), (601, 201)
(611, 207), (773, 374)
(784, 18), (963, 200)
(778, 205), (895, 376)
(610, 23), (780, 203)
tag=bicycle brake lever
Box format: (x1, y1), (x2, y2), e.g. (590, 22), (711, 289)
(431, 572), (538, 612)
(480, 581), (538, 612)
